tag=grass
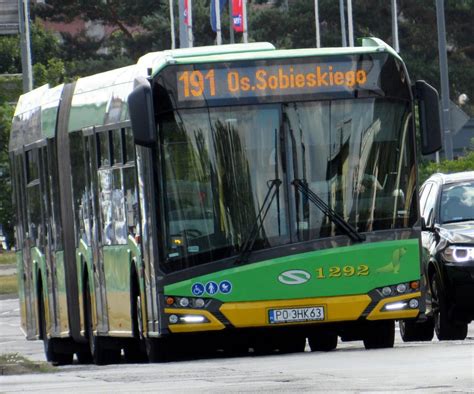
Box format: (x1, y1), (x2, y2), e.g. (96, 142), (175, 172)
(0, 353), (55, 375)
(0, 275), (18, 295)
(0, 251), (16, 265)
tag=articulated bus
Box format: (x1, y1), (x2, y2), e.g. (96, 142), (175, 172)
(9, 38), (442, 365)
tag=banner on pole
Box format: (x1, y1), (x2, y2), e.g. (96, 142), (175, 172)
(184, 0), (190, 25)
(232, 0), (243, 32)
(210, 0), (227, 32)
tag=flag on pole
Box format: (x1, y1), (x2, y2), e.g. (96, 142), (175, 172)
(232, 0), (243, 32)
(184, 0), (190, 25)
(210, 0), (228, 32)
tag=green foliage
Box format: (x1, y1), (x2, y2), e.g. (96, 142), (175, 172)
(0, 353), (54, 374)
(33, 58), (66, 88)
(0, 36), (21, 74)
(419, 150), (474, 183)
(0, 103), (14, 245)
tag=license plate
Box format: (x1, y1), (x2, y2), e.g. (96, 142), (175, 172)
(268, 306), (325, 324)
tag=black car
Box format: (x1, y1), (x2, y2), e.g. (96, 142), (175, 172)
(400, 171), (474, 341)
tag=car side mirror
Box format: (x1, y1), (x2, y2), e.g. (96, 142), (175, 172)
(128, 77), (156, 146)
(420, 216), (427, 231)
(425, 209), (437, 231)
(414, 80), (442, 155)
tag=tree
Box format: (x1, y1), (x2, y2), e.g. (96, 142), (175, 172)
(0, 103), (14, 246)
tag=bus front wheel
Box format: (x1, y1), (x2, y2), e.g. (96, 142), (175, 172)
(363, 320), (395, 349)
(145, 338), (173, 362)
(38, 284), (73, 365)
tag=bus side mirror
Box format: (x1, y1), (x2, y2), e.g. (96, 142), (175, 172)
(128, 77), (156, 146)
(415, 80), (442, 155)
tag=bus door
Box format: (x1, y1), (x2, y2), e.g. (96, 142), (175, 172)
(84, 130), (108, 333)
(12, 152), (35, 338)
(25, 147), (47, 338)
(38, 144), (62, 335)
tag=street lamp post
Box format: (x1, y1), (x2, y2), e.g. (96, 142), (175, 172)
(436, 0), (454, 160)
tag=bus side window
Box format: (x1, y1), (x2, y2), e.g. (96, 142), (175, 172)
(12, 153), (27, 249)
(25, 149), (44, 248)
(123, 128), (138, 238)
(47, 139), (63, 250)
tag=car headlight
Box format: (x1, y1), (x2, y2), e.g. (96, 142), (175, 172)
(441, 246), (474, 263)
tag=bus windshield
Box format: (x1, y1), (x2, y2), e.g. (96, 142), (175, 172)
(158, 98), (416, 271)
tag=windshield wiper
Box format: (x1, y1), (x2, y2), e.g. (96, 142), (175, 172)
(234, 179), (282, 265)
(292, 179), (365, 243)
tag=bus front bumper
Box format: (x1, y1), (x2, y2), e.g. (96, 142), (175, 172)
(164, 292), (421, 333)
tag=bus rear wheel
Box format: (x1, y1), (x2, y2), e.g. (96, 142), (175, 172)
(84, 285), (121, 365)
(399, 318), (434, 342)
(363, 320), (395, 349)
(38, 284), (73, 365)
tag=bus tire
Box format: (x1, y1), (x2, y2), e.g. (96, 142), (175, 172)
(431, 273), (468, 341)
(146, 338), (172, 362)
(363, 320), (395, 349)
(38, 281), (73, 365)
(84, 283), (121, 365)
(124, 288), (147, 363)
(308, 330), (337, 352)
(399, 318), (434, 342)
(76, 350), (93, 364)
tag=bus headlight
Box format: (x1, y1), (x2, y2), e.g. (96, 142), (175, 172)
(179, 297), (190, 307)
(396, 283), (407, 294)
(179, 315), (207, 323)
(383, 301), (407, 311)
(381, 298), (419, 312)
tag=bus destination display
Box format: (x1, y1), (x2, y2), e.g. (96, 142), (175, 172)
(177, 59), (380, 102)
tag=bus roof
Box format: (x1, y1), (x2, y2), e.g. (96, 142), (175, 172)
(10, 38), (400, 152)
(150, 37), (401, 77)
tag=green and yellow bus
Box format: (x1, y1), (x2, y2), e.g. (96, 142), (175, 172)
(9, 38), (442, 365)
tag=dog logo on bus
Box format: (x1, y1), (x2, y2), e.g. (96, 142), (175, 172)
(278, 270), (311, 285)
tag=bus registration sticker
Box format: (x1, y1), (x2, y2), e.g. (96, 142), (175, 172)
(268, 306), (325, 324)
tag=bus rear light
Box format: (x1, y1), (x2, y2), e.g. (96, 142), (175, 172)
(166, 297), (175, 305)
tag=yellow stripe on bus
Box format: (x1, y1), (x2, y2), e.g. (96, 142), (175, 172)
(220, 295), (372, 327)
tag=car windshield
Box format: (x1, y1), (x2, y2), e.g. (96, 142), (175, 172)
(440, 181), (474, 224)
(157, 98), (417, 272)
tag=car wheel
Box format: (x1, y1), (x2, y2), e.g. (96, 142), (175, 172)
(431, 273), (468, 341)
(399, 318), (434, 342)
